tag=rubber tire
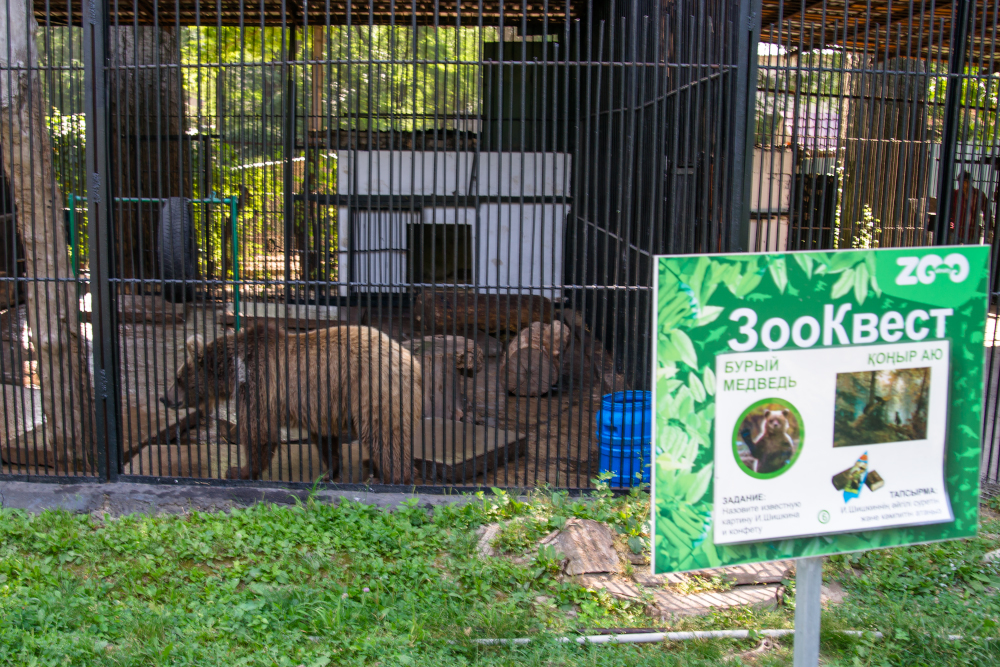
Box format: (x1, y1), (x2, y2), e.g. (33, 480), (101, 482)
(158, 197), (196, 303)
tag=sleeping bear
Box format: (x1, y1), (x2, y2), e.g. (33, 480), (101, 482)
(161, 324), (422, 483)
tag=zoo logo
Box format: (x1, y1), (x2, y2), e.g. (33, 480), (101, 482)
(895, 253), (969, 286)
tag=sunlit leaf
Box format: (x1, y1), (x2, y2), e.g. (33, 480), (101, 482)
(688, 372), (706, 403)
(854, 262), (869, 305)
(694, 305), (724, 327)
(792, 253), (814, 279)
(831, 268), (855, 299)
(684, 464), (713, 504)
(768, 256), (788, 294)
(703, 366), (716, 396)
(669, 329), (698, 369)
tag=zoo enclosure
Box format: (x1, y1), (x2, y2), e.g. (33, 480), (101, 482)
(0, 0), (998, 491)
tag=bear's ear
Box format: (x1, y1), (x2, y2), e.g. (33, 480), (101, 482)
(781, 409), (790, 417)
(185, 334), (205, 358)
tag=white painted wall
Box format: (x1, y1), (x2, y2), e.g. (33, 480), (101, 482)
(336, 152), (570, 298)
(337, 151), (571, 197)
(477, 204), (565, 299)
(748, 215), (789, 252)
(751, 147), (793, 214)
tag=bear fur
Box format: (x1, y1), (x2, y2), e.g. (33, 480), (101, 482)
(161, 324), (422, 483)
(749, 409), (796, 474)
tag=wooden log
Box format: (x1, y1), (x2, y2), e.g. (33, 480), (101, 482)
(119, 295), (186, 324)
(402, 335), (484, 421)
(413, 289), (629, 394)
(500, 321), (571, 396)
(412, 289), (561, 342)
(403, 335), (485, 374)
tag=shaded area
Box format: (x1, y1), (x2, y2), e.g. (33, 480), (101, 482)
(834, 368), (929, 448)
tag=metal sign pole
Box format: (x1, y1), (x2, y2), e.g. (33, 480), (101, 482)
(793, 556), (824, 667)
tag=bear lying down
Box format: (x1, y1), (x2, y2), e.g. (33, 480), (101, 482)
(162, 324), (422, 483)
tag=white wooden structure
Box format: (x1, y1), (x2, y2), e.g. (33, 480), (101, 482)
(335, 151), (570, 299)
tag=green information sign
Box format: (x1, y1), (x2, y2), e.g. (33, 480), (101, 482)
(651, 246), (990, 575)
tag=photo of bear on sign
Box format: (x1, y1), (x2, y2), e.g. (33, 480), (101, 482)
(734, 399), (803, 477)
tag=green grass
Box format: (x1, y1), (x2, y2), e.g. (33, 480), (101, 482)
(0, 486), (999, 666)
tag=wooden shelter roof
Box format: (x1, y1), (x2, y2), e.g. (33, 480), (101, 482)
(758, 0), (996, 62)
(38, 0), (994, 63)
(39, 0), (579, 29)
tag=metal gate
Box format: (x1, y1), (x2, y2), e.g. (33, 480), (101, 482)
(0, 0), (997, 492)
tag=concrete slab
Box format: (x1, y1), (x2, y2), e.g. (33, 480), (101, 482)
(632, 560), (793, 589)
(577, 572), (782, 617)
(411, 417), (527, 483)
(0, 385), (48, 467)
(0, 479), (479, 517)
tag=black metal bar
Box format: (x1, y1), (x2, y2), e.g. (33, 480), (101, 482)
(283, 18), (297, 303)
(84, 0), (121, 481)
(935, 0), (972, 245)
(732, 0), (762, 252)
(296, 193), (572, 206)
(12, 0), (995, 495)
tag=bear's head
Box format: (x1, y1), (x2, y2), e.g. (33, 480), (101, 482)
(161, 332), (247, 409)
(762, 409), (790, 436)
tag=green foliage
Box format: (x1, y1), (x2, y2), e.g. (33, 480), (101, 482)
(0, 488), (725, 667)
(852, 205), (881, 250)
(824, 524), (1000, 666)
(3, 496), (1000, 664)
(830, 537), (1000, 597)
(492, 518), (547, 554)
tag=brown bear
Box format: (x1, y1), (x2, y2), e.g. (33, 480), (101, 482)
(161, 323), (422, 483)
(748, 409), (796, 474)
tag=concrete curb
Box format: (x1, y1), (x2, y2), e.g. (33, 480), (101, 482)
(0, 480), (479, 517)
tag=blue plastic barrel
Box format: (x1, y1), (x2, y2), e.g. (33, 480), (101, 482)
(596, 391), (652, 487)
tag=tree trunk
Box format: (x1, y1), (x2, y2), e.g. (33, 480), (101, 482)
(109, 27), (190, 287)
(500, 321), (571, 396)
(0, 6), (93, 470)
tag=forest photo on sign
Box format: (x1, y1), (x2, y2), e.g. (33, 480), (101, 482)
(834, 368), (930, 447)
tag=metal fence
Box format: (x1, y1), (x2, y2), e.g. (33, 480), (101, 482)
(0, 0), (997, 491)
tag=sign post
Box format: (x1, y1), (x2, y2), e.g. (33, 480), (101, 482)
(650, 247), (989, 661)
(793, 556), (823, 666)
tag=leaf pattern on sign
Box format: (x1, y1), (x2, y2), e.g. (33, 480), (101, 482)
(654, 249), (986, 574)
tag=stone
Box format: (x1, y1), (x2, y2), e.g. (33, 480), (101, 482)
(633, 572), (674, 588)
(476, 523), (501, 558)
(821, 581), (846, 606)
(984, 548), (1000, 563)
(541, 518), (620, 576)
